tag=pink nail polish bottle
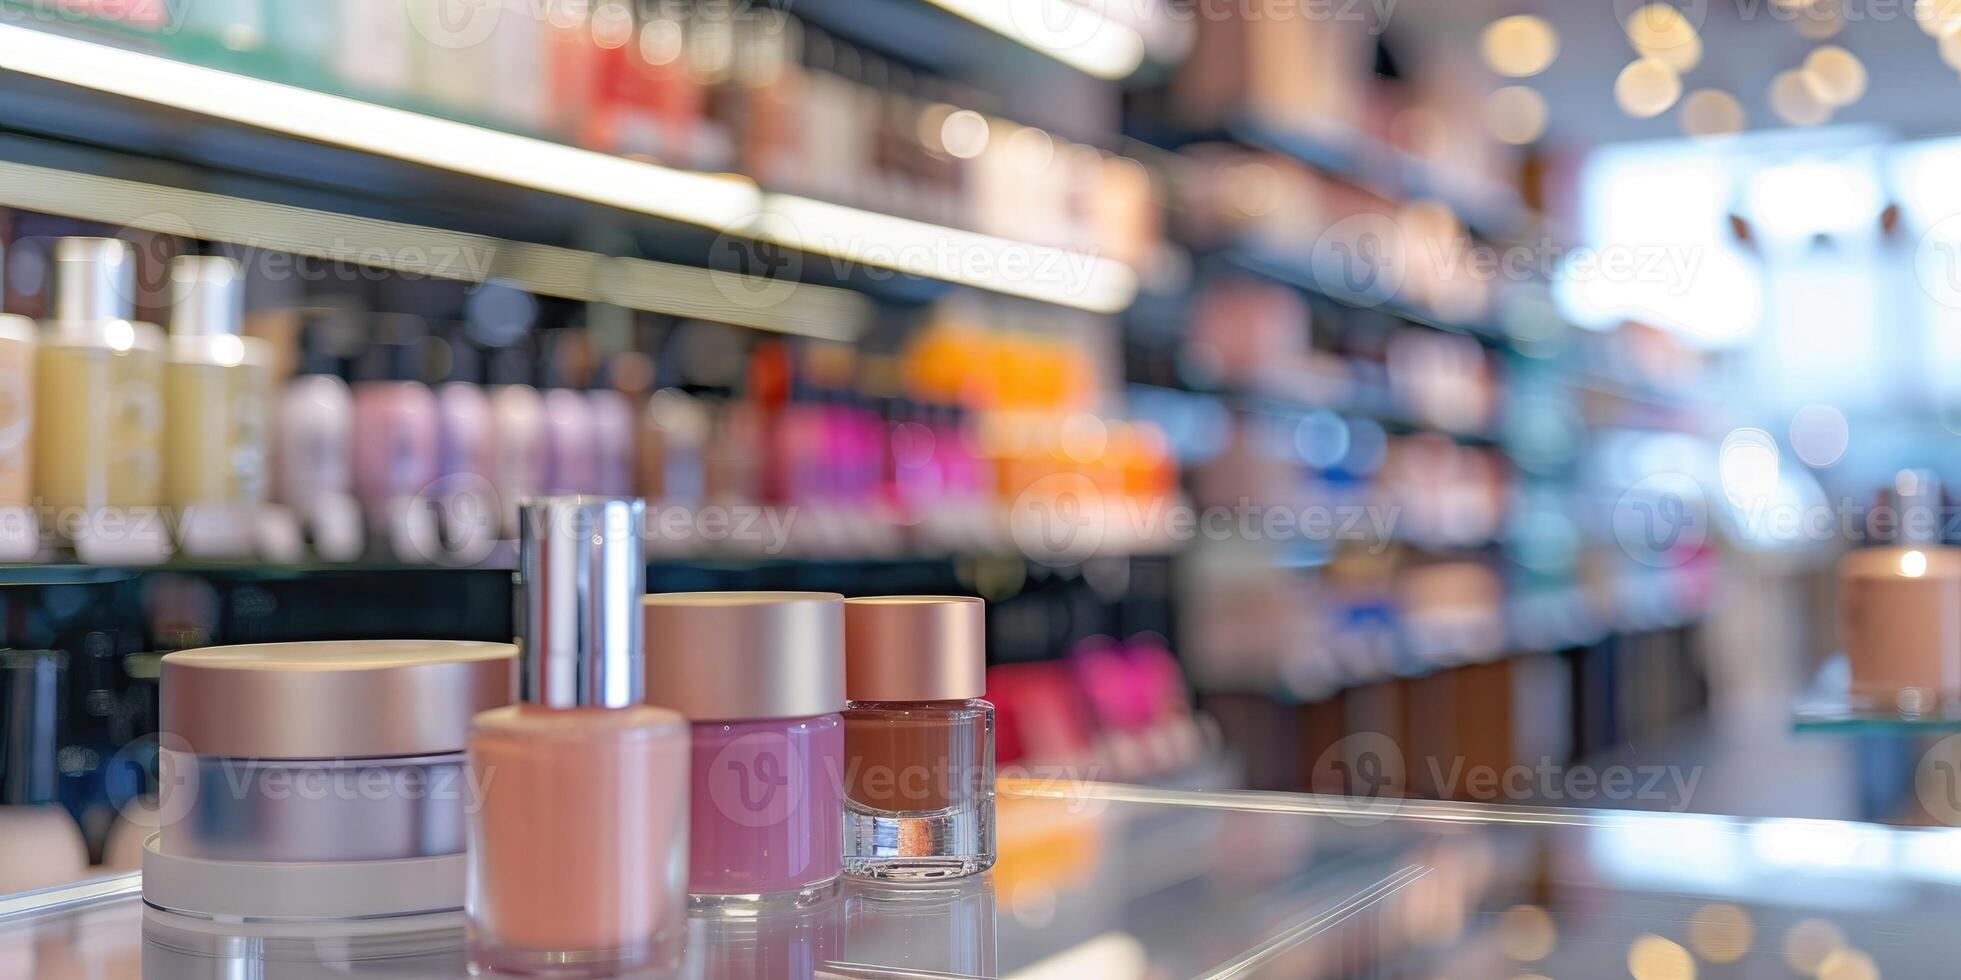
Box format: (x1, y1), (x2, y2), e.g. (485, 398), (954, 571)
(643, 592), (847, 913)
(350, 315), (439, 553)
(468, 497), (690, 976)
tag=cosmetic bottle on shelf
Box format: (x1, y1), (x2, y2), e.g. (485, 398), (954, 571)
(484, 343), (545, 540)
(643, 591), (846, 912)
(0, 271), (36, 561)
(1840, 469), (1961, 715)
(351, 314), (440, 561)
(431, 333), (497, 563)
(162, 255), (270, 559)
(37, 237), (168, 564)
(335, 0), (414, 100)
(468, 497), (690, 976)
(272, 308), (363, 562)
(842, 596), (996, 880)
(588, 384), (638, 498)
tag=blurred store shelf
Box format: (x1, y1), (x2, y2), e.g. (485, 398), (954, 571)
(1212, 246), (1513, 350)
(1131, 113), (1534, 242)
(0, 22), (1135, 313)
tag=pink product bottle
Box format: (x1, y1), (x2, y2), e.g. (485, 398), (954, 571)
(468, 497), (690, 977)
(644, 592), (848, 912)
(587, 388), (637, 498)
(350, 323), (440, 533)
(542, 387), (597, 495)
(276, 375), (353, 517)
(487, 345), (546, 540)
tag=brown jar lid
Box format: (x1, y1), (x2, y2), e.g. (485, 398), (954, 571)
(161, 641), (516, 759)
(642, 592), (845, 721)
(844, 596), (986, 702)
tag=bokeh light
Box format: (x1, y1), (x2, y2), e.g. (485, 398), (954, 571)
(1681, 88), (1744, 136)
(1625, 4), (1702, 71)
(1484, 86), (1548, 145)
(1482, 15), (1559, 77)
(1617, 58), (1684, 118)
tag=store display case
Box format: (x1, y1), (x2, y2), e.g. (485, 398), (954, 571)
(4, 780), (1957, 977)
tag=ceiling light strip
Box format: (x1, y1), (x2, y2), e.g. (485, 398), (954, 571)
(920, 0), (1147, 79)
(0, 159), (868, 341)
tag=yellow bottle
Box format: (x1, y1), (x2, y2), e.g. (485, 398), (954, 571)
(0, 310), (34, 559)
(163, 255), (270, 558)
(35, 238), (166, 563)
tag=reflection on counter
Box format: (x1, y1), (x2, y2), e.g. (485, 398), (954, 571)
(8, 789), (1961, 977)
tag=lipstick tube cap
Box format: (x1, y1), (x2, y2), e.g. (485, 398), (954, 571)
(517, 496), (646, 709)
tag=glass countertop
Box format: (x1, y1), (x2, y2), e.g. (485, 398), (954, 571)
(5, 778), (1961, 978)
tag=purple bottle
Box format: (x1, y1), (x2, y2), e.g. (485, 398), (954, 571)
(643, 592), (847, 912)
(350, 315), (439, 554)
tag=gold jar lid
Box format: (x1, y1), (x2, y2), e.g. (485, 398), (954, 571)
(844, 596), (986, 702)
(643, 592), (845, 721)
(161, 641), (516, 759)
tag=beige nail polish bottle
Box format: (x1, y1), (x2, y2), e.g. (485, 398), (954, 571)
(467, 497), (689, 977)
(163, 255), (271, 558)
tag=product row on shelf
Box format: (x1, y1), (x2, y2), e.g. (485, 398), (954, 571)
(0, 212), (1189, 568)
(22, 0), (1162, 268)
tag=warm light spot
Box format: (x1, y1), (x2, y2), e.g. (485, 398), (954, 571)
(590, 0), (633, 48)
(1902, 550), (1929, 578)
(1484, 86), (1548, 145)
(1681, 88), (1745, 136)
(1481, 15), (1559, 77)
(1770, 69), (1831, 126)
(1059, 413), (1109, 464)
(1496, 905), (1557, 961)
(1223, 161), (1282, 217)
(104, 320), (135, 352)
(1004, 125), (1056, 174)
(940, 110), (991, 160)
(1625, 4), (1702, 71)
(1803, 46), (1867, 106)
(1817, 948), (1880, 980)
(212, 334), (245, 368)
(1687, 903), (1755, 964)
(1918, 0), (1961, 36)
(1783, 918), (1848, 974)
(1627, 934), (1695, 980)
(1616, 58), (1683, 118)
(1795, 0), (1845, 39)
